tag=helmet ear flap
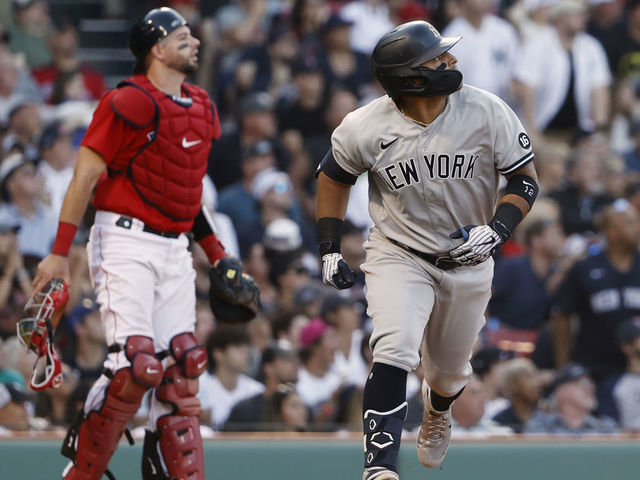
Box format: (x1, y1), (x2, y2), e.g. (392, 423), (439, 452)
(372, 20), (462, 98)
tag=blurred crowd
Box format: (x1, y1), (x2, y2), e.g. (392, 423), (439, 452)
(1, 0), (640, 437)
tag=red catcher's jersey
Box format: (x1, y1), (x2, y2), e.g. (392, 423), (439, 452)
(82, 75), (221, 233)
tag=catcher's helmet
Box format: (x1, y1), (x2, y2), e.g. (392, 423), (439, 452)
(128, 7), (187, 60)
(372, 21), (463, 98)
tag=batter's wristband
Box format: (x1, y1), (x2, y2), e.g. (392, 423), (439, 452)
(51, 222), (78, 256)
(317, 217), (343, 255)
(490, 203), (523, 243)
(198, 234), (226, 264)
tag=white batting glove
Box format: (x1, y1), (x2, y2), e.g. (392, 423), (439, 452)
(321, 253), (356, 290)
(448, 225), (503, 266)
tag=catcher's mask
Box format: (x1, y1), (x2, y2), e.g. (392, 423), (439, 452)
(371, 21), (463, 98)
(17, 278), (69, 391)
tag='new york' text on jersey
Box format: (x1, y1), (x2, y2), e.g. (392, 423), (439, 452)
(331, 85), (534, 253)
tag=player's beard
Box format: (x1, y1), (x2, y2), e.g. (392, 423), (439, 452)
(167, 54), (198, 75)
(177, 57), (198, 75)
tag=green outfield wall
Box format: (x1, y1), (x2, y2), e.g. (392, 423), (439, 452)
(1, 437), (638, 480)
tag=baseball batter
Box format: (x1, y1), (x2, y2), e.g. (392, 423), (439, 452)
(31, 8), (247, 480)
(315, 21), (538, 480)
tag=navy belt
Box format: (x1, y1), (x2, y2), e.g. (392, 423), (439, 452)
(115, 215), (180, 239)
(388, 238), (458, 271)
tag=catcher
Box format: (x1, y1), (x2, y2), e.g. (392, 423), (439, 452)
(31, 8), (258, 480)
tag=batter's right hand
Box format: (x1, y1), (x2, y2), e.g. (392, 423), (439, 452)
(321, 253), (356, 290)
(32, 254), (71, 296)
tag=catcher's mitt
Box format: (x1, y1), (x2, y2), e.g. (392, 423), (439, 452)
(209, 256), (260, 324)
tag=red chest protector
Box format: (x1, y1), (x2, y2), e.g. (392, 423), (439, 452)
(109, 75), (215, 222)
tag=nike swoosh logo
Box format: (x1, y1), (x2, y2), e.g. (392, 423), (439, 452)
(380, 138), (399, 150)
(182, 138), (202, 148)
(475, 238), (497, 246)
(197, 360), (207, 370)
(523, 180), (534, 187)
(146, 367), (160, 375)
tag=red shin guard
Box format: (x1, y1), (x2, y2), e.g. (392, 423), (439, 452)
(64, 336), (163, 480)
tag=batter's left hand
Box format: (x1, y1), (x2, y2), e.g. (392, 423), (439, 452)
(448, 224), (502, 266)
(321, 253), (355, 290)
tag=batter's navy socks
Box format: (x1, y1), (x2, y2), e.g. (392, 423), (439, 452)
(363, 402), (407, 476)
(429, 385), (464, 412)
(416, 381), (452, 468)
(363, 363), (407, 412)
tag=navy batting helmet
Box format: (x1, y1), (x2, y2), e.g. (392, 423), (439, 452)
(128, 7), (187, 60)
(372, 21), (463, 98)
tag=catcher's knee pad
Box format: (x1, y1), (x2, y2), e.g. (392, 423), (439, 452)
(363, 402), (408, 472)
(63, 336), (163, 480)
(142, 333), (206, 480)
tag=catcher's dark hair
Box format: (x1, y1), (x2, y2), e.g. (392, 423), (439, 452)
(205, 324), (250, 372)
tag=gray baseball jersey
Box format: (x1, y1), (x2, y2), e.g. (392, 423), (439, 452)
(331, 84), (534, 254)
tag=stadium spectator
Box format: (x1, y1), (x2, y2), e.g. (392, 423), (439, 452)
(230, 16), (300, 97)
(209, 92), (288, 190)
(590, 0), (640, 76)
(277, 58), (327, 139)
(443, 0), (520, 100)
(511, 0), (556, 41)
(247, 314), (273, 377)
(269, 251), (313, 313)
(548, 141), (613, 236)
(471, 347), (512, 420)
(215, 0), (270, 54)
(291, 282), (325, 319)
(225, 343), (299, 430)
(317, 14), (375, 100)
(339, 0), (394, 55)
(262, 382), (309, 431)
(37, 362), (79, 426)
(0, 153), (57, 260)
(514, 0), (611, 139)
(31, 20), (106, 104)
(296, 318), (342, 419)
(534, 141), (571, 194)
(0, 219), (31, 315)
(246, 167), (298, 253)
(321, 293), (368, 388)
(623, 119), (640, 172)
(194, 298), (215, 346)
(598, 318), (640, 431)
(488, 217), (565, 349)
(524, 363), (618, 433)
(450, 374), (513, 436)
(8, 0), (52, 68)
(2, 100), (42, 162)
(0, 381), (30, 431)
(217, 140), (277, 247)
(610, 72), (640, 155)
(493, 358), (543, 433)
(271, 309), (311, 350)
(0, 50), (42, 125)
(37, 121), (74, 217)
(198, 325), (265, 430)
(243, 243), (279, 312)
(551, 200), (640, 383)
(61, 299), (105, 384)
